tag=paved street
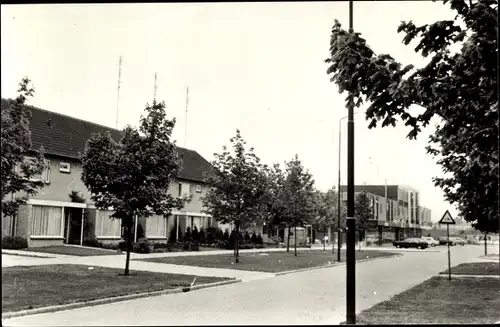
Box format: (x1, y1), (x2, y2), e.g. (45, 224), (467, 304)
(3, 245), (493, 326)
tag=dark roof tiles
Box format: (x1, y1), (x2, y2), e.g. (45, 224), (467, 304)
(1, 98), (212, 183)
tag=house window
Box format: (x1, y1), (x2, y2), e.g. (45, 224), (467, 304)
(192, 216), (202, 229)
(196, 185), (202, 193)
(31, 205), (62, 236)
(146, 214), (166, 237)
(59, 162), (71, 173)
(96, 210), (121, 237)
(21, 157), (50, 183)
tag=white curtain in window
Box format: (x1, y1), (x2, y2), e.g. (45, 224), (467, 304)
(146, 215), (166, 237)
(31, 205), (62, 236)
(97, 210), (121, 237)
(192, 217), (202, 230)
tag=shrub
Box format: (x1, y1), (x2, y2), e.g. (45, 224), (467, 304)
(239, 243), (253, 250)
(2, 236), (28, 249)
(190, 241), (200, 251)
(118, 240), (128, 252)
(184, 227), (192, 242)
(244, 232), (251, 243)
(254, 244), (266, 249)
(251, 233), (257, 244)
(101, 242), (120, 251)
(199, 228), (206, 245)
(83, 238), (103, 248)
(133, 239), (152, 254)
(168, 224), (177, 244)
(256, 233), (263, 244)
(206, 230), (214, 245)
(222, 229), (230, 242)
(192, 226), (200, 242)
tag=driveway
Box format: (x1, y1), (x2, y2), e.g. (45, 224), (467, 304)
(2, 244), (487, 325)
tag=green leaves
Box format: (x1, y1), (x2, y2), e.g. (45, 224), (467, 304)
(1, 78), (46, 217)
(354, 192), (373, 232)
(202, 130), (268, 229)
(81, 100), (186, 220)
(325, 0), (498, 232)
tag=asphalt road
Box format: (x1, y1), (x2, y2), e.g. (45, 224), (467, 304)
(3, 245), (492, 326)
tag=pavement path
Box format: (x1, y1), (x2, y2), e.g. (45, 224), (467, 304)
(2, 244), (489, 325)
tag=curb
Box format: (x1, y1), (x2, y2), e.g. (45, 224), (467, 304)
(275, 253), (402, 276)
(2, 279), (241, 320)
(437, 274), (500, 279)
(1, 250), (55, 259)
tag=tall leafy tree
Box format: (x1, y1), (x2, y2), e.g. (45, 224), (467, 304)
(315, 188), (337, 251)
(325, 0), (498, 233)
(202, 130), (267, 263)
(262, 163), (287, 239)
(81, 100), (188, 275)
(282, 155), (317, 256)
(1, 77), (46, 218)
(355, 191), (373, 250)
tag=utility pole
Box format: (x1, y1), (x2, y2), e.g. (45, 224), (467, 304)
(346, 0), (356, 324)
(115, 56), (122, 129)
(153, 72), (158, 101)
(184, 86), (189, 148)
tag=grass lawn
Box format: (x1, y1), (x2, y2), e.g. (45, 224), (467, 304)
(441, 261), (500, 276)
(353, 277), (500, 324)
(24, 245), (122, 256)
(137, 249), (397, 273)
(2, 264), (231, 313)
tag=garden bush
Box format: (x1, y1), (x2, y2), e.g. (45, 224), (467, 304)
(101, 242), (120, 251)
(256, 233), (263, 244)
(244, 232), (251, 243)
(83, 238), (103, 248)
(199, 227), (206, 245)
(251, 233), (257, 244)
(2, 236), (28, 249)
(133, 239), (152, 254)
(192, 226), (200, 242)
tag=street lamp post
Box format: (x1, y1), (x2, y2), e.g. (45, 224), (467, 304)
(346, 0), (356, 324)
(337, 112), (359, 262)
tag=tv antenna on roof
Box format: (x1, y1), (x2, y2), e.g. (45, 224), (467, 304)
(115, 56), (122, 129)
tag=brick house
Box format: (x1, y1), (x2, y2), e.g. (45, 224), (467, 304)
(1, 99), (215, 247)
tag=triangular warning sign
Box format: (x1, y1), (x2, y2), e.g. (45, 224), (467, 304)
(439, 210), (456, 224)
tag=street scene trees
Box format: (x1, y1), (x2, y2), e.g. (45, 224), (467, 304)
(325, 0), (498, 234)
(1, 78), (46, 218)
(81, 100), (189, 275)
(202, 130), (268, 263)
(355, 191), (373, 250)
(282, 155), (317, 256)
(315, 188), (337, 251)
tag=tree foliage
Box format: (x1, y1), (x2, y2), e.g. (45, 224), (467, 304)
(315, 188), (337, 230)
(1, 78), (46, 218)
(325, 0), (498, 232)
(354, 191), (373, 237)
(81, 100), (188, 274)
(202, 130), (268, 262)
(282, 155), (317, 255)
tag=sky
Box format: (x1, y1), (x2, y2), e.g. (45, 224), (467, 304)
(1, 2), (460, 222)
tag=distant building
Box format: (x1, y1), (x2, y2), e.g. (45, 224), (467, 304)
(339, 184), (429, 242)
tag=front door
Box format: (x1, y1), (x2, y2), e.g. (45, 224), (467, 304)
(67, 208), (83, 245)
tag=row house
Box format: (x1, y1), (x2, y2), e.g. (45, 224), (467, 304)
(1, 99), (215, 247)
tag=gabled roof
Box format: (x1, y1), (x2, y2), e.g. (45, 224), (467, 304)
(1, 98), (213, 183)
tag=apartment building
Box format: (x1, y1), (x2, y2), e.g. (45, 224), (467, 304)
(339, 184), (425, 241)
(1, 99), (214, 247)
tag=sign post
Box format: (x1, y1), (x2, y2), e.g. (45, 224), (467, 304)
(439, 210), (456, 281)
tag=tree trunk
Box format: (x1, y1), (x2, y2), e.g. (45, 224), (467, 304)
(484, 232), (487, 255)
(323, 226), (326, 251)
(235, 223), (240, 263)
(124, 218), (133, 276)
(286, 225), (291, 252)
(294, 225), (297, 256)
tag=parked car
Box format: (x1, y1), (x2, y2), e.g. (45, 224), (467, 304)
(393, 238), (429, 249)
(438, 236), (455, 246)
(421, 236), (439, 247)
(451, 237), (466, 246)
